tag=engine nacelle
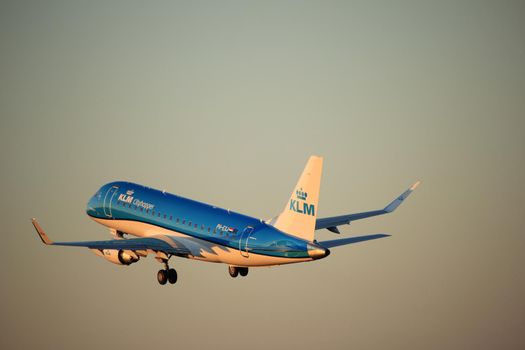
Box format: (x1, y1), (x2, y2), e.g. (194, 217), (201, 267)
(109, 228), (126, 239)
(99, 249), (140, 265)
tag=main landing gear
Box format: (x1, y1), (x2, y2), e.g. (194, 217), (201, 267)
(157, 259), (177, 285)
(228, 266), (249, 278)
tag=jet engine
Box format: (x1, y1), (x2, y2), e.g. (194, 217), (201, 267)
(98, 249), (140, 265)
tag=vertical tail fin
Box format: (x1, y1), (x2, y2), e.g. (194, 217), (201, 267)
(268, 156), (323, 242)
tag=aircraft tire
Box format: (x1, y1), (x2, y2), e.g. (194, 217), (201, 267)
(157, 269), (168, 285)
(228, 266), (238, 278)
(168, 268), (178, 284)
(239, 267), (249, 277)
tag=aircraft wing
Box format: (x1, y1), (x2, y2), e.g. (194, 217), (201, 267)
(31, 218), (192, 257)
(315, 181), (420, 233)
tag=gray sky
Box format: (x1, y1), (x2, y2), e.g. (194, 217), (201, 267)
(1, 1), (524, 349)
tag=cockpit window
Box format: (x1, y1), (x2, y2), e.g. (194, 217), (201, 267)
(270, 240), (299, 249)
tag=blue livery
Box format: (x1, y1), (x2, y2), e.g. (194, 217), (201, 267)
(32, 156), (419, 285)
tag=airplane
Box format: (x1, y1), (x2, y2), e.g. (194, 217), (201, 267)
(32, 156), (419, 285)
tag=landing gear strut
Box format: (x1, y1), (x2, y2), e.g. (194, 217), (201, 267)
(157, 258), (177, 285)
(228, 266), (249, 278)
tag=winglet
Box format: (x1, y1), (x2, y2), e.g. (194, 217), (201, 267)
(31, 218), (54, 245)
(410, 180), (421, 191)
(383, 181), (420, 213)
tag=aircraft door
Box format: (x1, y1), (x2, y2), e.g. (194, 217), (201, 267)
(103, 185), (119, 217)
(239, 226), (253, 258)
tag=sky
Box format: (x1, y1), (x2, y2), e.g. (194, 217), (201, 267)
(1, 1), (524, 349)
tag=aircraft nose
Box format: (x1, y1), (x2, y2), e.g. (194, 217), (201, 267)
(307, 243), (330, 260)
(86, 192), (100, 216)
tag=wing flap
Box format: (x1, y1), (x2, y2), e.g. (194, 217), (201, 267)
(53, 237), (191, 256)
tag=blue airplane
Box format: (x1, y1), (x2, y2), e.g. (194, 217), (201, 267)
(32, 156), (419, 285)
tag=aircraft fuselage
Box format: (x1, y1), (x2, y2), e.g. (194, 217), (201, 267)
(86, 181), (329, 267)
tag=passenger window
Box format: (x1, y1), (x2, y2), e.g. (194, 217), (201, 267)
(146, 209), (149, 214)
(170, 216), (172, 220)
(152, 211), (155, 216)
(176, 218), (179, 223)
(182, 220), (186, 224)
(188, 221), (192, 226)
(207, 227), (210, 232)
(164, 214), (167, 219)
(140, 208), (143, 212)
(158, 212), (161, 217)
(194, 223), (197, 228)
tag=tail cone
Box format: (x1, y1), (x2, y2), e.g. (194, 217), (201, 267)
(307, 242), (330, 260)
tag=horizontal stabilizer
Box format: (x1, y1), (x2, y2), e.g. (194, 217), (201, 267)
(318, 234), (390, 248)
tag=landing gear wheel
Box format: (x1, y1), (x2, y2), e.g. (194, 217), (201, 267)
(228, 266), (239, 278)
(239, 267), (249, 277)
(157, 269), (168, 285)
(168, 268), (178, 284)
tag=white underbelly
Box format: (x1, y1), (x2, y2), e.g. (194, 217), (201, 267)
(91, 217), (311, 267)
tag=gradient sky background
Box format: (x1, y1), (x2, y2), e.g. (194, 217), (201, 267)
(1, 1), (524, 349)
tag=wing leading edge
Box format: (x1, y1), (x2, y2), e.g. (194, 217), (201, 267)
(315, 181), (420, 233)
(31, 218), (192, 257)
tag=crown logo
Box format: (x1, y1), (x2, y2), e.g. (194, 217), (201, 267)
(296, 188), (308, 200)
(126, 190), (134, 196)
